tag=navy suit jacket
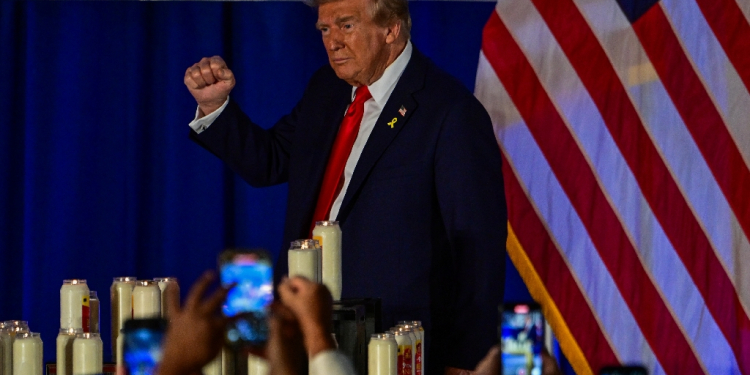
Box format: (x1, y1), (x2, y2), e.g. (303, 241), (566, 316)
(191, 47), (507, 372)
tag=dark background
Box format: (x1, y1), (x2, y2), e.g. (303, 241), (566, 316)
(0, 0), (534, 364)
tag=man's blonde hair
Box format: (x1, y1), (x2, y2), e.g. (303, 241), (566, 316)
(311, 0), (412, 40)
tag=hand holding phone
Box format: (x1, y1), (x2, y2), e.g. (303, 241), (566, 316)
(501, 303), (545, 375)
(122, 319), (168, 375)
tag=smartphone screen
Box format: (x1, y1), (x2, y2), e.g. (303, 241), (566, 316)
(122, 318), (167, 375)
(501, 303), (544, 375)
(219, 249), (274, 347)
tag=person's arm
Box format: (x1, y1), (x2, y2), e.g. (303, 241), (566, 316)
(266, 303), (308, 375)
(183, 55), (298, 188)
(188, 98), (229, 134)
(264, 289), (356, 375)
(188, 97), (298, 188)
(434, 95), (507, 371)
(159, 271), (229, 375)
(276, 277), (337, 358)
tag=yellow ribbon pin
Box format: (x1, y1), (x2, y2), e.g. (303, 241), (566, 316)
(388, 117), (398, 128)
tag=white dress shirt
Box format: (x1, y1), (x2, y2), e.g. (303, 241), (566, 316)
(190, 42), (413, 221)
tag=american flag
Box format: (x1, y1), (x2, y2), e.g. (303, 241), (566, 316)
(474, 0), (750, 374)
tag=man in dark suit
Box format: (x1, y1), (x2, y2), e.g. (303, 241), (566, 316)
(184, 0), (507, 372)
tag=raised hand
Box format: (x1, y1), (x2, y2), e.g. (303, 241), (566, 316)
(277, 276), (336, 357)
(184, 56), (236, 117)
(159, 271), (230, 375)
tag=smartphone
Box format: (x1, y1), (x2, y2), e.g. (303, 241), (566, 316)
(122, 318), (168, 375)
(219, 249), (274, 348)
(500, 303), (544, 375)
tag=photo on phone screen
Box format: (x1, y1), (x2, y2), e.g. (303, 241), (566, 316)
(501, 303), (544, 375)
(219, 249), (274, 347)
(122, 318), (167, 375)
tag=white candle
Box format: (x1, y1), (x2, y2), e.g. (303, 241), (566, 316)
(153, 278), (179, 319)
(60, 280), (90, 331)
(394, 327), (417, 375)
(398, 321), (422, 375)
(132, 281), (161, 319)
(202, 352), (221, 375)
(110, 277), (136, 362)
(56, 328), (81, 375)
(247, 353), (269, 375)
(1, 327), (12, 375)
(88, 292), (99, 334)
(115, 331), (124, 369)
(391, 330), (413, 375)
(416, 324), (425, 375)
(404, 322), (425, 375)
(12, 332), (42, 375)
(73, 333), (103, 375)
(404, 328), (417, 375)
(288, 240), (321, 282)
(368, 333), (398, 375)
(313, 221), (343, 300)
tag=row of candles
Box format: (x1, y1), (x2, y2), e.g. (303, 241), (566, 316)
(0, 321), (40, 375)
(0, 276), (179, 375)
(201, 320), (427, 375)
(5, 220), (421, 375)
(369, 322), (425, 375)
(288, 221), (343, 300)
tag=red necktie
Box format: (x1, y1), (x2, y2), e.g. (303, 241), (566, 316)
(312, 85), (372, 227)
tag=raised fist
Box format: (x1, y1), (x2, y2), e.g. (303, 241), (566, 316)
(184, 56), (236, 116)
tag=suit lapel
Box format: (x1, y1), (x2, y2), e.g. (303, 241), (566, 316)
(336, 49), (428, 221)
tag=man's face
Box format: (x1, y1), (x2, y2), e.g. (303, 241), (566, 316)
(316, 0), (393, 86)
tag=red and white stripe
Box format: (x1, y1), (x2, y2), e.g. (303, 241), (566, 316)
(475, 0), (750, 374)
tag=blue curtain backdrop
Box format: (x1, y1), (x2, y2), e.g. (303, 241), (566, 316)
(0, 0), (533, 363)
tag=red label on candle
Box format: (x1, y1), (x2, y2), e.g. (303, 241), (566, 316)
(404, 346), (412, 375)
(415, 341), (422, 375)
(82, 295), (90, 333)
(398, 345), (406, 375)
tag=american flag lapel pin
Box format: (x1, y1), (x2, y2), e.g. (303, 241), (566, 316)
(398, 105), (407, 116)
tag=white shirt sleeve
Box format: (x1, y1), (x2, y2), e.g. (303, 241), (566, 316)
(188, 97), (230, 134)
(309, 350), (356, 375)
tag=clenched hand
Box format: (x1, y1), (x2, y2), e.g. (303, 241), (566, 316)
(184, 56), (236, 117)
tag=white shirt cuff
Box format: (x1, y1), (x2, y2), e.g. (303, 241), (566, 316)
(188, 97), (229, 134)
(309, 350), (356, 375)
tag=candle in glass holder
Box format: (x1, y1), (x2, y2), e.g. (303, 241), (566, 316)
(312, 221), (342, 299)
(133, 281), (161, 319)
(368, 333), (397, 375)
(389, 329), (413, 375)
(111, 277), (136, 362)
(287, 239), (321, 282)
(57, 328), (82, 375)
(60, 280), (89, 331)
(153, 277), (179, 319)
(0, 323), (11, 375)
(13, 332), (42, 375)
(73, 332), (103, 375)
